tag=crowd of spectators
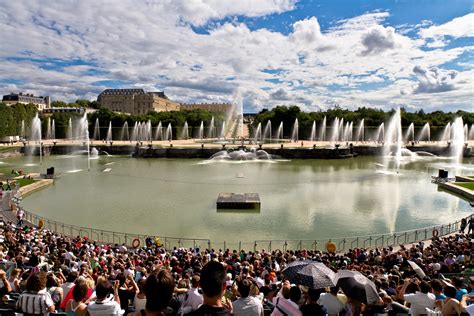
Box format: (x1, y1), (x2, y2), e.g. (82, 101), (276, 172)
(0, 215), (472, 316)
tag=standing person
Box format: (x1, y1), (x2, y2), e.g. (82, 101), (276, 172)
(16, 272), (55, 316)
(65, 280), (88, 316)
(403, 281), (436, 316)
(232, 277), (263, 316)
(468, 217), (474, 235)
(128, 269), (176, 316)
(188, 261), (232, 316)
(300, 288), (327, 316)
(318, 286), (345, 315)
(460, 218), (467, 233)
(180, 275), (203, 314)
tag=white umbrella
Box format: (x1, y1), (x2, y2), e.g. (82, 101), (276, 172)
(408, 260), (426, 279)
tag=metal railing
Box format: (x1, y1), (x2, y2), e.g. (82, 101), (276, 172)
(19, 208), (472, 253)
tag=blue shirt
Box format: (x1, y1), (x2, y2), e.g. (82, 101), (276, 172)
(456, 289), (468, 301)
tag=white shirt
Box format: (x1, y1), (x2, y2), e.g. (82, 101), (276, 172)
(403, 292), (436, 316)
(87, 294), (122, 316)
(182, 287), (203, 311)
(318, 293), (345, 315)
(233, 296), (263, 316)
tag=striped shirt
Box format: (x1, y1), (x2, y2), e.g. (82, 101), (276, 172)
(16, 289), (54, 316)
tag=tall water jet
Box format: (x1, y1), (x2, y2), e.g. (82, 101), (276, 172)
(182, 121), (189, 140)
(320, 116), (326, 141)
(20, 120), (25, 139)
(338, 118), (344, 142)
(291, 118), (299, 142)
(106, 121), (112, 142)
(375, 123), (385, 143)
(263, 120), (272, 143)
(404, 123), (414, 143)
(77, 113), (91, 171)
(218, 121), (225, 140)
(46, 117), (51, 139)
(469, 124), (474, 140)
(356, 119), (364, 142)
(93, 118), (100, 140)
(232, 90), (244, 139)
(309, 121), (316, 141)
(451, 117), (464, 164)
(145, 120), (152, 141)
(198, 121), (204, 140)
(30, 114), (42, 165)
(165, 123), (172, 141)
(343, 121), (351, 142)
(120, 122), (129, 141)
(154, 122), (162, 141)
(330, 118), (339, 142)
(417, 123), (430, 142)
(67, 118), (73, 141)
(208, 117), (215, 139)
(440, 122), (451, 143)
(464, 124), (468, 141)
(254, 123), (262, 143)
(51, 119), (55, 139)
(383, 109), (403, 170)
(276, 122), (283, 141)
(131, 122), (138, 142)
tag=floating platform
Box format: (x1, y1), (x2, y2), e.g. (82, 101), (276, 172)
(217, 193), (261, 209)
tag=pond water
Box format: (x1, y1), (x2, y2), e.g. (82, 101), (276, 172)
(1, 154), (472, 245)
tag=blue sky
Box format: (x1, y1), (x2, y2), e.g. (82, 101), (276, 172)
(0, 0), (472, 112)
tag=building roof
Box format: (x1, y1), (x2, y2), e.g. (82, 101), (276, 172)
(2, 92), (47, 103)
(99, 89), (146, 96)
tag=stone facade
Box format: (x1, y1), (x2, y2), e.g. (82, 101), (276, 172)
(2, 92), (50, 111)
(180, 103), (232, 114)
(98, 89), (232, 115)
(98, 89), (180, 115)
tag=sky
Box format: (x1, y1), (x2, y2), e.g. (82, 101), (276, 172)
(0, 0), (473, 113)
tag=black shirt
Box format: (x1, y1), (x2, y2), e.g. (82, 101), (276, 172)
(300, 303), (327, 316)
(188, 304), (232, 316)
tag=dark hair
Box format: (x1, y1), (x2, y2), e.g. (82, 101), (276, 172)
(453, 277), (464, 288)
(308, 288), (323, 302)
(419, 281), (431, 294)
(237, 278), (251, 298)
(116, 272), (126, 286)
(26, 272), (47, 292)
(444, 285), (456, 298)
(67, 271), (78, 283)
(431, 279), (443, 292)
(289, 286), (301, 302)
(145, 269), (175, 312)
(200, 261), (226, 298)
(72, 280), (89, 302)
(405, 282), (420, 294)
(95, 280), (113, 300)
(330, 286), (339, 295)
(46, 274), (58, 288)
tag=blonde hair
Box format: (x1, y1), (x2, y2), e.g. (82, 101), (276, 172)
(11, 268), (22, 278)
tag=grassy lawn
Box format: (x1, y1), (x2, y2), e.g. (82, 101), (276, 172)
(454, 182), (474, 191)
(1, 178), (37, 189)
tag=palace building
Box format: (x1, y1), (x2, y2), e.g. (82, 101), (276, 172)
(2, 92), (50, 111)
(98, 88), (233, 115)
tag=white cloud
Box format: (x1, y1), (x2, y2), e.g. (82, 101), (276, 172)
(411, 66), (458, 94)
(0, 2), (471, 112)
(360, 26), (398, 55)
(419, 13), (474, 39)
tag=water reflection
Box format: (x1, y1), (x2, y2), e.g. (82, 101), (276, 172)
(1, 155), (472, 243)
